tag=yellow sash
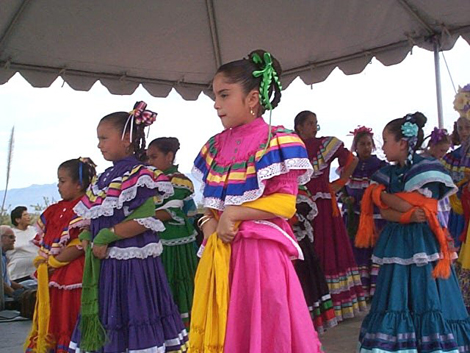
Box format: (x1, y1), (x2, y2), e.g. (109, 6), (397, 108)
(188, 193), (296, 352)
(24, 238), (81, 352)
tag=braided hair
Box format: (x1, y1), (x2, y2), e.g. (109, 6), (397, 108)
(59, 157), (97, 192)
(216, 49), (282, 116)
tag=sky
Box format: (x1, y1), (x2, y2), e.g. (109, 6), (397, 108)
(0, 37), (469, 191)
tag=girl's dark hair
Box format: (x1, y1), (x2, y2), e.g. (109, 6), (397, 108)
(216, 49), (282, 115)
(385, 112), (427, 152)
(352, 131), (376, 152)
(148, 137), (180, 163)
(100, 102), (149, 161)
(451, 121), (460, 146)
(294, 110), (316, 134)
(59, 158), (97, 192)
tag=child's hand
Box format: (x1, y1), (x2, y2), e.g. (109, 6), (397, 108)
(216, 211), (237, 243)
(410, 208), (426, 223)
(92, 244), (108, 259)
(202, 218), (218, 240)
(81, 240), (90, 250)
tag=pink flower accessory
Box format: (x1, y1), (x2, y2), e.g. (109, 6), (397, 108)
(349, 126), (373, 137)
(122, 101), (158, 141)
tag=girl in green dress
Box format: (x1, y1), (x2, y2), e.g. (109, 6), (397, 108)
(147, 137), (198, 329)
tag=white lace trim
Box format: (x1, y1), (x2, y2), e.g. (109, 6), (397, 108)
(196, 158), (313, 210)
(254, 220), (303, 260)
(161, 233), (197, 246)
(69, 328), (188, 353)
(197, 244), (205, 258)
(372, 252), (441, 266)
(74, 177), (174, 219)
(416, 188), (433, 198)
(106, 242), (163, 260)
(297, 194), (318, 221)
(134, 217), (166, 232)
(293, 213), (315, 243)
(156, 199), (184, 211)
(312, 192), (332, 201)
(49, 282), (82, 290)
(166, 209), (185, 226)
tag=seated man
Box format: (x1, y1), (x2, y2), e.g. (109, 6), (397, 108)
(8, 206), (38, 283)
(1, 225), (27, 301)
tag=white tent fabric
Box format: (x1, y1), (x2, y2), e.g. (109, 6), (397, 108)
(0, 0), (469, 100)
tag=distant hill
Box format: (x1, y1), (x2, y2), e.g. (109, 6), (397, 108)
(0, 172), (204, 214)
(0, 183), (60, 213)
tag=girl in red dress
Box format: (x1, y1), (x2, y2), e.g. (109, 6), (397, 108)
(25, 158), (95, 353)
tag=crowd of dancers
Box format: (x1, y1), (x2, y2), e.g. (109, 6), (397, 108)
(2, 49), (470, 352)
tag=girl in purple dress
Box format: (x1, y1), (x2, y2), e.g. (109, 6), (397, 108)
(341, 126), (387, 300)
(68, 102), (188, 353)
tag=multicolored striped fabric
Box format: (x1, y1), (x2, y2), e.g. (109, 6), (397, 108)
(309, 136), (343, 177)
(193, 122), (313, 210)
(442, 146), (470, 184)
(75, 163), (173, 219)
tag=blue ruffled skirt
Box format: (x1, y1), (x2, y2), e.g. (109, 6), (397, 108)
(358, 222), (470, 353)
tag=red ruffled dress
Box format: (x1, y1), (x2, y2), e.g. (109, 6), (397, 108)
(302, 136), (367, 321)
(26, 198), (86, 353)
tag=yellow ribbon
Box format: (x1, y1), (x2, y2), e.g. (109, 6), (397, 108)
(24, 238), (82, 352)
(188, 193), (296, 352)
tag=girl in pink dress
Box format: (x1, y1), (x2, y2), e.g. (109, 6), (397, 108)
(191, 50), (323, 352)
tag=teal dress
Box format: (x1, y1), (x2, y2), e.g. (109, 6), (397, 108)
(157, 165), (198, 329)
(358, 155), (470, 352)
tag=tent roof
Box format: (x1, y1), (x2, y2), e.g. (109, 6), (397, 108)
(1, 0), (469, 100)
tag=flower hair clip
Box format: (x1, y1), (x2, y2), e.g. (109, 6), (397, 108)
(349, 126), (373, 136)
(401, 122), (419, 137)
(454, 84), (470, 119)
(429, 127), (449, 146)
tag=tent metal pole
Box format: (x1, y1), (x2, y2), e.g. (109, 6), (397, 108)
(433, 39), (444, 128)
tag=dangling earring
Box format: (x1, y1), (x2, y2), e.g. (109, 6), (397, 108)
(250, 108), (255, 116)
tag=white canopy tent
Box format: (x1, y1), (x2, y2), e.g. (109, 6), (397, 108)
(1, 0), (469, 122)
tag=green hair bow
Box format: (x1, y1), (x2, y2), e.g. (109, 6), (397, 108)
(252, 52), (282, 110)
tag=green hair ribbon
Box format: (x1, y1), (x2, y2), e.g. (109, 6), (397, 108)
(251, 52), (282, 160)
(252, 52), (282, 110)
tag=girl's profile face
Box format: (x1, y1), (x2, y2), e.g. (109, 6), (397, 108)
(382, 128), (407, 164)
(297, 114), (318, 140)
(146, 145), (173, 171)
(212, 73), (257, 129)
(356, 134), (374, 160)
(97, 120), (131, 162)
(429, 141), (451, 159)
(457, 117), (470, 142)
(57, 167), (82, 201)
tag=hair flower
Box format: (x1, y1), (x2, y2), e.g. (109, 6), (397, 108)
(402, 122), (418, 137)
(454, 84), (470, 119)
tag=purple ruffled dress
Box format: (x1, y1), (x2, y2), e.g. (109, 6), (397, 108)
(68, 156), (188, 353)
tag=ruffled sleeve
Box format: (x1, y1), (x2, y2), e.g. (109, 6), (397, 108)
(306, 136), (344, 177)
(74, 164), (174, 219)
(193, 126), (313, 210)
(405, 156), (457, 200)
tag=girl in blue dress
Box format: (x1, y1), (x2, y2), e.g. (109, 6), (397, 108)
(357, 112), (470, 353)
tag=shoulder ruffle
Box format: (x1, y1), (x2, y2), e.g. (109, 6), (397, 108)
(404, 156), (457, 200)
(74, 165), (174, 219)
(310, 136), (343, 177)
(193, 126), (313, 210)
(442, 146), (470, 182)
(171, 173), (195, 200)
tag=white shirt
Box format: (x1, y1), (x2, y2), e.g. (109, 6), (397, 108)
(7, 226), (38, 280)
